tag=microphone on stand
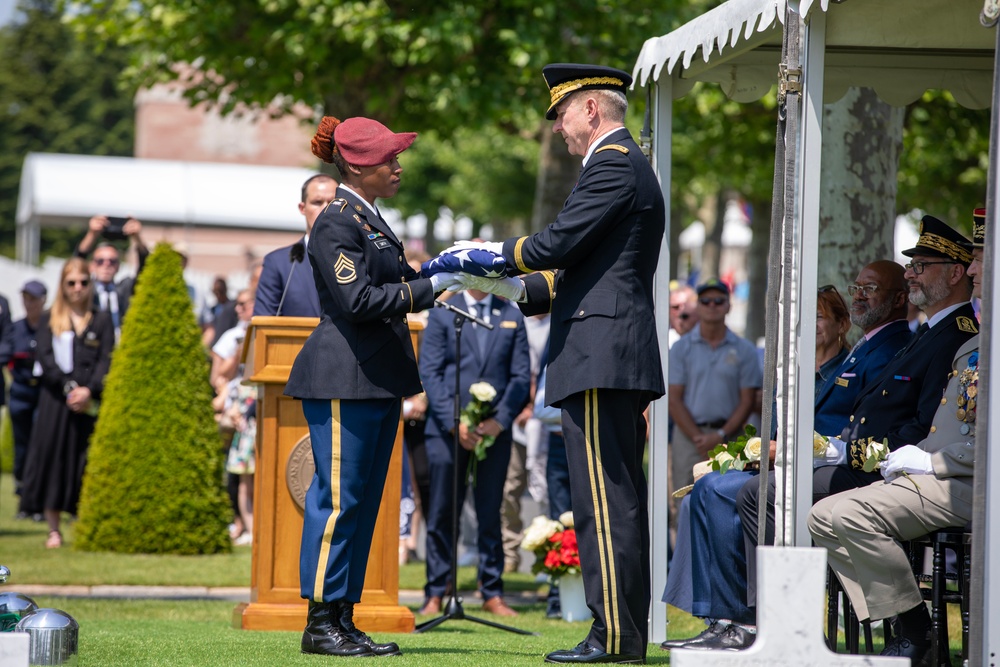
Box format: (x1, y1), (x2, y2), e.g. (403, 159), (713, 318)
(276, 240), (305, 317)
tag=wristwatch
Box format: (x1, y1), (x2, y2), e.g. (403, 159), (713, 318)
(716, 428), (727, 440)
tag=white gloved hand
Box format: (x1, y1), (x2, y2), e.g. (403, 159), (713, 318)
(429, 272), (464, 293)
(880, 444), (933, 480)
(458, 274), (525, 302)
(814, 436), (847, 468)
(441, 239), (504, 255)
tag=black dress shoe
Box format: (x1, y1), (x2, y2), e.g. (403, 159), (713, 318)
(335, 600), (402, 656)
(544, 640), (644, 664)
(659, 620), (727, 650)
(880, 636), (932, 667)
(301, 600), (373, 657)
(683, 624), (755, 651)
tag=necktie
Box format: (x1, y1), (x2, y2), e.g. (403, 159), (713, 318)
(897, 322), (929, 358)
(474, 303), (490, 355)
(848, 335), (867, 358)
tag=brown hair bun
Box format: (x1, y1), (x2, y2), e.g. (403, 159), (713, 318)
(310, 116), (341, 163)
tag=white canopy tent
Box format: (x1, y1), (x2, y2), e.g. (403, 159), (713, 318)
(633, 0), (999, 658)
(15, 153), (321, 264)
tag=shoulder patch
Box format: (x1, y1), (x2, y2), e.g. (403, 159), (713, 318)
(596, 144), (629, 155)
(957, 316), (978, 333)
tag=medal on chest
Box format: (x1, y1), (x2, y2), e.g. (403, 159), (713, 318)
(956, 352), (979, 430)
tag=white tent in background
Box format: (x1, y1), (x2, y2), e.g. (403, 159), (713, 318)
(632, 0), (999, 659)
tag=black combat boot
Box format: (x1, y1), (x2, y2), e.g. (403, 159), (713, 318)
(301, 600), (372, 657)
(335, 600), (402, 656)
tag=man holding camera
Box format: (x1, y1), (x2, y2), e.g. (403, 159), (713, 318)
(75, 215), (149, 339)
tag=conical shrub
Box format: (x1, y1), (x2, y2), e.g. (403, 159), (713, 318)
(75, 244), (231, 554)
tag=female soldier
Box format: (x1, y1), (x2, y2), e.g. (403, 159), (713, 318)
(285, 116), (460, 657)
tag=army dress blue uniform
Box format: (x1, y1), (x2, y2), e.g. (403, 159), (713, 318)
(503, 126), (666, 658)
(284, 185), (438, 604)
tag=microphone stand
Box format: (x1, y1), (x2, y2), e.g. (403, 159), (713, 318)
(414, 299), (534, 636)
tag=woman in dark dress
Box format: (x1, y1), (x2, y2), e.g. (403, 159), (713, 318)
(19, 257), (114, 548)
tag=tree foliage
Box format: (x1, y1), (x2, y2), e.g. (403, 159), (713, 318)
(76, 244), (231, 555)
(0, 0), (135, 259)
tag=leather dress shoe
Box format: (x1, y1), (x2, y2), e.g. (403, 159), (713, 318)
(880, 636), (932, 667)
(544, 640), (644, 664)
(301, 601), (372, 657)
(659, 620), (727, 650)
(482, 596), (518, 617)
(418, 596), (442, 615)
(683, 623), (755, 651)
(335, 601), (402, 657)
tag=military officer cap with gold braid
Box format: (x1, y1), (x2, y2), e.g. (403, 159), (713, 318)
(542, 63), (632, 120)
(901, 215), (973, 265)
(966, 208), (986, 249)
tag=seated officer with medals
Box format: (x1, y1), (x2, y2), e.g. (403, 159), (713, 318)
(809, 207), (987, 666)
(732, 215), (978, 648)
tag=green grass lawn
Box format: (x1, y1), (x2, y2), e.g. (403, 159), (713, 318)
(0, 472), (967, 666)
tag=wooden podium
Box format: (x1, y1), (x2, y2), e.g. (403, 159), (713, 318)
(232, 316), (418, 633)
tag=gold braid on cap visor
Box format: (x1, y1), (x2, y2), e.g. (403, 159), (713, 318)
(548, 76), (625, 107)
(917, 233), (973, 264)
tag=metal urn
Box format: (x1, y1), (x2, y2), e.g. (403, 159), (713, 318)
(0, 592), (39, 632)
(15, 609), (79, 666)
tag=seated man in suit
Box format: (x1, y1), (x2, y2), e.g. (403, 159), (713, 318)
(809, 209), (986, 665)
(661, 261), (912, 651)
(419, 288), (530, 618)
(254, 173), (337, 317)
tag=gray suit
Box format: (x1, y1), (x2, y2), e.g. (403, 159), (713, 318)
(808, 335), (978, 621)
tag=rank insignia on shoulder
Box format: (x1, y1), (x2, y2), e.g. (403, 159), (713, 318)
(334, 252), (357, 284)
(957, 316), (978, 333)
(596, 144), (629, 154)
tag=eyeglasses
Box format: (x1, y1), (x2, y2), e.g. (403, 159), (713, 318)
(699, 296), (728, 306)
(65, 279), (90, 288)
(846, 283), (880, 298)
(905, 260), (954, 275)
(93, 258), (119, 266)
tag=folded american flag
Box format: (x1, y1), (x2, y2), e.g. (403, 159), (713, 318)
(421, 248), (508, 278)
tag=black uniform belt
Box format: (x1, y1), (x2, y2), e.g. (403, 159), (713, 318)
(696, 419), (726, 429)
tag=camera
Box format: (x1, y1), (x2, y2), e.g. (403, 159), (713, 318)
(102, 216), (129, 241)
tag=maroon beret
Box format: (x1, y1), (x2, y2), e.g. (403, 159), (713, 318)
(333, 117), (417, 167)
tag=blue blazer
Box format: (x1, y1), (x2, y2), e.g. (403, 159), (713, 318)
(420, 294), (531, 441)
(813, 319), (912, 436)
(254, 239), (322, 318)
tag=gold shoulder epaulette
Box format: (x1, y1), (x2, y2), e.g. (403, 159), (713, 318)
(324, 198), (349, 214)
(957, 316), (978, 334)
(596, 144), (629, 154)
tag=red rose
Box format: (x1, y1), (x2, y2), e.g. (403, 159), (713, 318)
(544, 550), (563, 570)
(561, 529), (577, 551)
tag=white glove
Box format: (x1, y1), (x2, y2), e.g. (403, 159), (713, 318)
(441, 239), (503, 255)
(814, 436), (847, 468)
(458, 274), (525, 302)
(429, 272), (464, 293)
(880, 444), (934, 480)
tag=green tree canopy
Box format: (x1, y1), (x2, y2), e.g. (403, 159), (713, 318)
(0, 0), (135, 259)
(76, 244), (231, 555)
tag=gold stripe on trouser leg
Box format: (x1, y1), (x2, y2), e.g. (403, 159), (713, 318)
(584, 389), (620, 653)
(313, 399), (343, 601)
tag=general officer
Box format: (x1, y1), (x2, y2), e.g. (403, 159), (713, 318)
(450, 63), (665, 664)
(3, 281), (48, 503)
(284, 116), (461, 658)
(809, 207), (987, 666)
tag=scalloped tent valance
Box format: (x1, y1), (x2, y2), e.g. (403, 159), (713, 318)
(632, 0), (996, 108)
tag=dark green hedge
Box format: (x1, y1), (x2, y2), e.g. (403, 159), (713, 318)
(75, 245), (231, 554)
